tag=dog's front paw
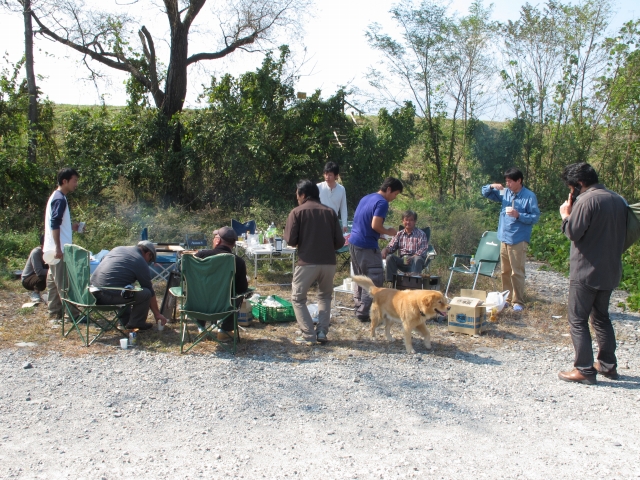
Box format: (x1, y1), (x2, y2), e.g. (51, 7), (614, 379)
(385, 335), (394, 342)
(424, 342), (432, 350)
(406, 348), (416, 354)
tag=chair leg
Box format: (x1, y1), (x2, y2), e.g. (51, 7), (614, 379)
(445, 257), (458, 297)
(472, 262), (481, 289)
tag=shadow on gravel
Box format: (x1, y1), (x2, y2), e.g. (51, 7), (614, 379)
(598, 375), (640, 390)
(611, 313), (640, 323)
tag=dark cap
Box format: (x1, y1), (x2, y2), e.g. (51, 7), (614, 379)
(137, 240), (157, 261)
(213, 226), (238, 243)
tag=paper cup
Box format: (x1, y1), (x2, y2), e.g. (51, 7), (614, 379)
(505, 206), (514, 213)
(499, 189), (505, 196)
(78, 222), (86, 233)
(157, 322), (164, 331)
(43, 251), (60, 265)
(119, 338), (128, 349)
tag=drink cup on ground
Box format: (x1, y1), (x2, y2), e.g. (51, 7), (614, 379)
(120, 338), (128, 349)
(157, 322), (164, 331)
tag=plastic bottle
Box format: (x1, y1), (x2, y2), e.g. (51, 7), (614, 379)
(470, 255), (476, 269)
(267, 222), (276, 241)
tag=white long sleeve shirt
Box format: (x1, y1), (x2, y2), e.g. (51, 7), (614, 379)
(317, 181), (348, 228)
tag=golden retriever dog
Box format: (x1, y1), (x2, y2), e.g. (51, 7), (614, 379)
(352, 275), (449, 354)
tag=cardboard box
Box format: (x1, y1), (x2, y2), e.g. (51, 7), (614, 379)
(448, 289), (487, 335)
(238, 299), (253, 324)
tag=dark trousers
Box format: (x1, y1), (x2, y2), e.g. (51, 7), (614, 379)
(350, 244), (384, 319)
(385, 255), (425, 281)
(22, 273), (47, 292)
(94, 288), (153, 328)
(568, 280), (617, 376)
(197, 296), (243, 332)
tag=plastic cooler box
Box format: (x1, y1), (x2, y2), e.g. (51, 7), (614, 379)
(251, 295), (296, 323)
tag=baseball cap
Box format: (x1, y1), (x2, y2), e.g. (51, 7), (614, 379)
(137, 240), (157, 262)
(213, 226), (238, 243)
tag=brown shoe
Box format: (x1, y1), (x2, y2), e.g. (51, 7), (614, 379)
(594, 361), (620, 380)
(558, 369), (597, 385)
(217, 330), (235, 342)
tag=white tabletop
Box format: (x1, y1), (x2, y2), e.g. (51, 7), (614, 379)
(237, 241), (296, 254)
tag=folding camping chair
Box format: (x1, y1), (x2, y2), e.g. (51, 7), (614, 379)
(335, 221), (352, 271)
(185, 232), (208, 250)
(444, 231), (501, 297)
(232, 219), (257, 237)
(60, 244), (141, 346)
(170, 253), (240, 354)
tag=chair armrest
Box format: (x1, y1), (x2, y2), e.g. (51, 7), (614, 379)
(452, 254), (472, 259)
(89, 286), (144, 293)
(477, 258), (498, 264)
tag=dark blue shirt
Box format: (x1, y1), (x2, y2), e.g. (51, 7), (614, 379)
(349, 193), (389, 250)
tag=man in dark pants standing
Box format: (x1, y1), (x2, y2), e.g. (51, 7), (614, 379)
(558, 163), (627, 385)
(349, 177), (403, 322)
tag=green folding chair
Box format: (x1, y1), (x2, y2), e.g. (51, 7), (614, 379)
(61, 244), (139, 346)
(170, 253), (240, 354)
(444, 231), (501, 297)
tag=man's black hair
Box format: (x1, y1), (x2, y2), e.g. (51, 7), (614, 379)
(402, 210), (418, 221)
(323, 161), (339, 176)
(379, 177), (403, 193)
(504, 167), (524, 183)
(561, 162), (599, 188)
(57, 168), (79, 186)
(296, 179), (320, 201)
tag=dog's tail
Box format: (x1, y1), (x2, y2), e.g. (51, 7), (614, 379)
(352, 275), (383, 296)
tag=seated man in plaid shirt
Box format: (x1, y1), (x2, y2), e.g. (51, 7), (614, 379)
(381, 210), (428, 282)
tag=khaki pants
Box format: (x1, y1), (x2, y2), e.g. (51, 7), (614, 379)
(500, 241), (527, 306)
(291, 264), (336, 342)
(47, 261), (65, 317)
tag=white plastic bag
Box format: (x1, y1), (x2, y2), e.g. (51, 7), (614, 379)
(307, 303), (319, 323)
(485, 290), (510, 313)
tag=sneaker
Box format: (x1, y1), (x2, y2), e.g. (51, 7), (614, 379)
(294, 337), (317, 346)
(513, 304), (524, 312)
(316, 331), (328, 344)
(217, 330), (234, 342)
(29, 292), (42, 303)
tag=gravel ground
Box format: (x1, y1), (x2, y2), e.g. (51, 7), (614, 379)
(1, 262), (639, 479)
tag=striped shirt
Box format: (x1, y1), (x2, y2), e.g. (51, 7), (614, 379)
(386, 228), (428, 257)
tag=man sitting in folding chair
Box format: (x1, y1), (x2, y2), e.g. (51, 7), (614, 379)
(382, 210), (429, 282)
(195, 227), (251, 339)
(91, 241), (168, 330)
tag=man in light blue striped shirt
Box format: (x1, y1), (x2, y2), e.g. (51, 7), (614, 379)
(482, 167), (540, 311)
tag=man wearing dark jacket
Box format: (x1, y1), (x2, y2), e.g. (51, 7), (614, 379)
(284, 180), (345, 345)
(558, 163), (628, 385)
(195, 227), (249, 340)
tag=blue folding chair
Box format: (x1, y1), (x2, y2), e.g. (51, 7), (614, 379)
(232, 219), (256, 237)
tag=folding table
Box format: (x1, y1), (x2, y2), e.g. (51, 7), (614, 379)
(235, 241), (296, 286)
(150, 244), (184, 282)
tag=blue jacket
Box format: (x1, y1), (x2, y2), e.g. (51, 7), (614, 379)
(481, 185), (540, 245)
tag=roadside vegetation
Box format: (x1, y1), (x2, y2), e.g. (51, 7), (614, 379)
(1, 0), (639, 308)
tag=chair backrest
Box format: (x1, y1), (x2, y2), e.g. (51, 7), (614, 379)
(63, 244), (96, 306)
(421, 226), (431, 244)
(182, 253), (235, 314)
(474, 231), (501, 276)
(185, 232), (208, 249)
(232, 219), (256, 237)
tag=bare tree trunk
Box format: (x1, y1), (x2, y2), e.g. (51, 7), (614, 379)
(23, 0), (38, 163)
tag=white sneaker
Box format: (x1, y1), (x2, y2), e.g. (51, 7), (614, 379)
(29, 292), (42, 303)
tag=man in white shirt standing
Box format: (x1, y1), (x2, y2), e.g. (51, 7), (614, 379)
(317, 161), (348, 233)
(43, 167), (80, 320)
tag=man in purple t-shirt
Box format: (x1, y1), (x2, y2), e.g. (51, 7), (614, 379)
(349, 177), (403, 321)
